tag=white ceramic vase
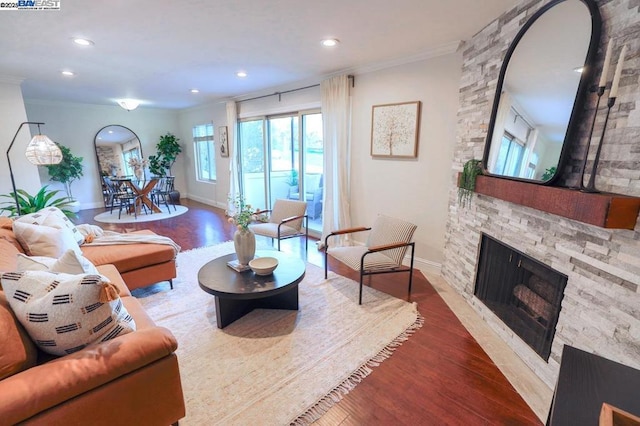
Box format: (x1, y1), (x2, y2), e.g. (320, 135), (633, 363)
(233, 228), (256, 266)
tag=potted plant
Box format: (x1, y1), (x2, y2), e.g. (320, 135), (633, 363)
(148, 132), (182, 203)
(458, 159), (482, 208)
(45, 143), (83, 212)
(0, 185), (77, 218)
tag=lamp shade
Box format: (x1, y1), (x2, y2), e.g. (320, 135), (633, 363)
(24, 134), (63, 165)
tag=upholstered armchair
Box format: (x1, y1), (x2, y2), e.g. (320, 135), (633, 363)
(250, 199), (309, 251)
(324, 215), (417, 304)
(287, 174), (323, 219)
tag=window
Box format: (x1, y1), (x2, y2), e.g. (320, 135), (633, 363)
(193, 123), (215, 182)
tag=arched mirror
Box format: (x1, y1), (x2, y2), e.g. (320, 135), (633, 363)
(483, 0), (601, 183)
(94, 125), (142, 205)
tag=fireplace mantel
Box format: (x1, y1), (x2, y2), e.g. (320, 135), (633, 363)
(470, 175), (640, 230)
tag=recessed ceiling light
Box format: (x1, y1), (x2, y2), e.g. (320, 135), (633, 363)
(321, 38), (339, 47)
(573, 66), (584, 73)
(190, 89), (200, 93)
(73, 38), (94, 46)
(236, 71), (248, 78)
(61, 70), (75, 77)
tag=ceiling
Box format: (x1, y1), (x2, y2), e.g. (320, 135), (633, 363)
(0, 0), (519, 110)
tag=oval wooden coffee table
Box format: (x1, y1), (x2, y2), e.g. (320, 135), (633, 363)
(198, 250), (306, 328)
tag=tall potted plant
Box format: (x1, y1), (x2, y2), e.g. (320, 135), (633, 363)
(148, 132), (182, 203)
(45, 143), (83, 212)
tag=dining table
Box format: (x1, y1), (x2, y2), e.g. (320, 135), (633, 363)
(111, 177), (162, 215)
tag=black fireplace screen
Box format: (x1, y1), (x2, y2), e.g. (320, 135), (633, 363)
(474, 234), (567, 361)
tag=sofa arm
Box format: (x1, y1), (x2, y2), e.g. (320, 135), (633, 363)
(0, 326), (178, 425)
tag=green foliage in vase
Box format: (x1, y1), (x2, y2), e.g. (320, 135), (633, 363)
(0, 186), (77, 218)
(148, 132), (182, 177)
(45, 143), (83, 199)
(458, 159), (483, 208)
(227, 195), (257, 231)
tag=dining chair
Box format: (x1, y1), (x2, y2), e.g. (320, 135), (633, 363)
(324, 215), (417, 304)
(249, 199), (308, 251)
(104, 177), (143, 219)
(151, 176), (176, 212)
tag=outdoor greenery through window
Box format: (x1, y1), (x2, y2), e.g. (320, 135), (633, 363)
(193, 123), (216, 182)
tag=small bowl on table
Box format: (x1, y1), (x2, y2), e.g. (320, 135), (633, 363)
(248, 257), (278, 276)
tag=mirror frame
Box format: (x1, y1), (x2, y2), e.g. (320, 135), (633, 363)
(482, 0), (601, 184)
(94, 124), (142, 207)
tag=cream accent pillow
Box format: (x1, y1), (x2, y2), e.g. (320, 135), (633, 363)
(12, 221), (81, 258)
(15, 207), (84, 245)
(1, 271), (136, 356)
(16, 250), (101, 276)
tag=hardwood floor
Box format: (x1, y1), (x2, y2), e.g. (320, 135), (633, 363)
(77, 199), (542, 425)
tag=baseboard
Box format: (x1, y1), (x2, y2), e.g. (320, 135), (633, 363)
(184, 194), (227, 209)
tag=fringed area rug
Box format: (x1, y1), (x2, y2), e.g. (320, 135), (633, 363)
(135, 242), (423, 425)
(93, 205), (188, 224)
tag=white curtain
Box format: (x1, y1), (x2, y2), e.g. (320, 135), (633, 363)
(487, 91), (511, 173)
(319, 75), (352, 248)
(226, 100), (239, 214)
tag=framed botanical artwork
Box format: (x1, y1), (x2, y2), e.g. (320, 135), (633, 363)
(370, 101), (421, 158)
(219, 126), (229, 157)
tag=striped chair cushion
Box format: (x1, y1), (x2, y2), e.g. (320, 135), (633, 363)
(329, 246), (399, 271)
(328, 215), (417, 272)
(249, 223), (300, 238)
(267, 199), (307, 230)
(365, 215), (416, 266)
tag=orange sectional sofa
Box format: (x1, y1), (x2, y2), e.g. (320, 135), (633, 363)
(0, 218), (185, 425)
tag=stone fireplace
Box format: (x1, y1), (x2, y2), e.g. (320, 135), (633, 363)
(474, 234), (567, 362)
(442, 0), (640, 389)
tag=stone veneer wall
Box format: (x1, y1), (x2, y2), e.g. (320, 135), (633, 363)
(442, 0), (640, 388)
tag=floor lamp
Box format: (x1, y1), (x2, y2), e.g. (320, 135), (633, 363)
(6, 122), (62, 216)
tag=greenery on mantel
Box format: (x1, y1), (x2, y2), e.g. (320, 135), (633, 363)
(541, 166), (557, 181)
(458, 159), (482, 208)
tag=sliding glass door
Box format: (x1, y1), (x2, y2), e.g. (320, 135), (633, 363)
(238, 110), (323, 235)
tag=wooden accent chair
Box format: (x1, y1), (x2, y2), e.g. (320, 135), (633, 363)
(324, 215), (417, 304)
(250, 199), (308, 251)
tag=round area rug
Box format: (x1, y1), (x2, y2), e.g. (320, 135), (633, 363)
(93, 205), (188, 224)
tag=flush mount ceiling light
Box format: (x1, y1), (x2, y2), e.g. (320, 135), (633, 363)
(321, 38), (339, 47)
(61, 70), (75, 77)
(236, 71), (248, 78)
(73, 38), (94, 46)
(117, 99), (140, 111)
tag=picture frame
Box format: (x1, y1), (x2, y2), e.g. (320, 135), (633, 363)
(219, 126), (229, 157)
(370, 101), (421, 158)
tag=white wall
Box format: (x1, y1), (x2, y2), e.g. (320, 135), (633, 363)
(0, 79), (43, 203)
(24, 101), (180, 209)
(176, 102), (227, 208)
(349, 53), (462, 268)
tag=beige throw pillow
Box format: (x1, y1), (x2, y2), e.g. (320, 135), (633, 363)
(1, 271), (136, 356)
(12, 221), (81, 258)
(16, 250), (101, 276)
(15, 207), (84, 245)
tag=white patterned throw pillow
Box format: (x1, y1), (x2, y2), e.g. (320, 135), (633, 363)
(12, 221), (81, 258)
(16, 250), (102, 275)
(0, 271), (136, 356)
(15, 207), (84, 245)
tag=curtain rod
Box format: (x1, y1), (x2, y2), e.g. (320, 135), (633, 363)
(238, 75), (354, 104)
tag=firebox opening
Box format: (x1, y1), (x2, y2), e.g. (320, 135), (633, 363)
(474, 234), (567, 361)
